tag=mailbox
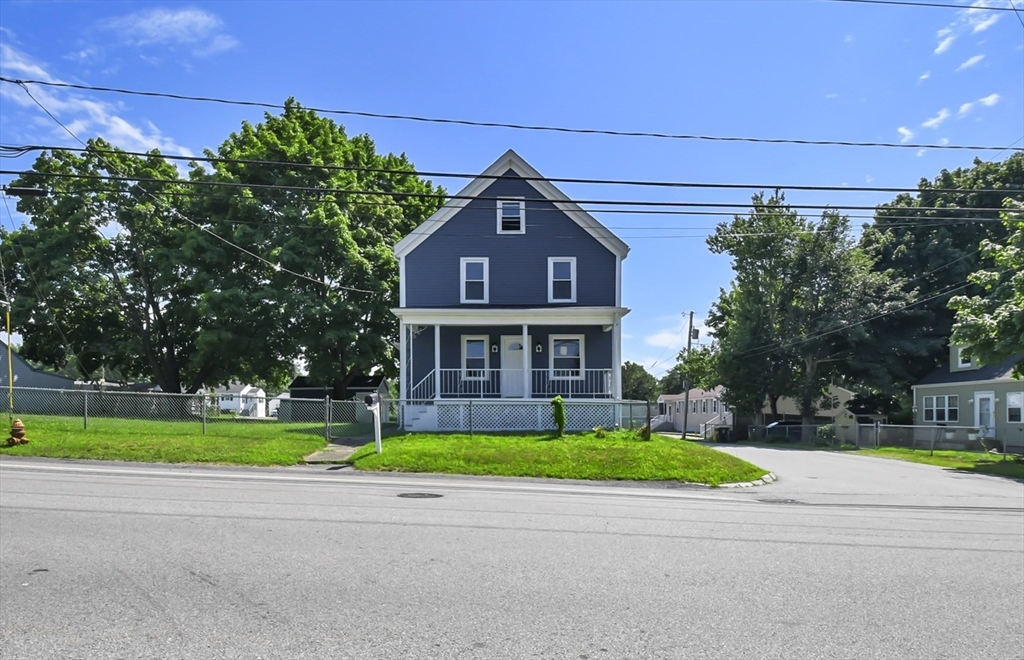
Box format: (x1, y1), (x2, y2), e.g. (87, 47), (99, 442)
(364, 392), (380, 407)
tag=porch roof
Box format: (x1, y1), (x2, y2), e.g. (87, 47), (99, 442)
(391, 306), (630, 326)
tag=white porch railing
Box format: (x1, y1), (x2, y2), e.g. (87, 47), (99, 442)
(432, 368), (613, 399)
(410, 371), (435, 400)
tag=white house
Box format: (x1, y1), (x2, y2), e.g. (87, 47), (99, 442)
(212, 383), (266, 418)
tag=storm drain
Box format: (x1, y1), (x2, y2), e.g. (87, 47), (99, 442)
(397, 493), (443, 499)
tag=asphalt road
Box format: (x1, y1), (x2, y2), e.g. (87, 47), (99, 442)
(1, 456), (1022, 660)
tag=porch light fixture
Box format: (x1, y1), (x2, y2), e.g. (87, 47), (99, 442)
(491, 343), (499, 353)
(535, 343), (543, 353)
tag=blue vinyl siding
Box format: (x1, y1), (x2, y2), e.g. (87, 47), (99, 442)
(404, 171), (616, 308)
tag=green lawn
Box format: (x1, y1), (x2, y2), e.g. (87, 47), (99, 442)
(854, 447), (1024, 479)
(348, 431), (770, 486)
(0, 414), (333, 466)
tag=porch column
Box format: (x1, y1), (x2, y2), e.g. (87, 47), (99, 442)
(612, 319), (622, 399)
(434, 324), (441, 400)
(522, 323), (529, 398)
(399, 321), (407, 401)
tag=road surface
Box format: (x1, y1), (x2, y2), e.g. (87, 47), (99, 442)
(1, 457), (1022, 660)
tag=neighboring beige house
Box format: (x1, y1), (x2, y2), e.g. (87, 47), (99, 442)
(656, 387), (733, 435)
(654, 383), (857, 436)
(912, 346), (1023, 452)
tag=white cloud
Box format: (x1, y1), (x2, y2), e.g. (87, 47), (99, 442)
(897, 126), (914, 143)
(935, 35), (955, 54)
(825, 93), (839, 99)
(922, 108), (950, 129)
(0, 43), (192, 158)
(979, 93), (1000, 106)
(865, 175), (874, 183)
(919, 71), (931, 81)
(845, 34), (854, 43)
(959, 101), (974, 116)
(917, 149), (927, 157)
(940, 138), (949, 145)
(955, 54), (984, 71)
(933, 2), (1001, 55)
(644, 319), (710, 350)
(99, 8), (238, 57)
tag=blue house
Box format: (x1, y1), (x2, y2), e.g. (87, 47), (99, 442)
(392, 150), (631, 431)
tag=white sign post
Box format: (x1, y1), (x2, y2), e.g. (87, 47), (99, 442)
(364, 394), (383, 454)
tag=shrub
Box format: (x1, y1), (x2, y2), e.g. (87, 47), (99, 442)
(636, 423), (651, 441)
(593, 426), (607, 438)
(551, 396), (566, 437)
(765, 433), (790, 444)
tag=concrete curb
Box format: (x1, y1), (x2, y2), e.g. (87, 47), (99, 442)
(718, 472), (777, 489)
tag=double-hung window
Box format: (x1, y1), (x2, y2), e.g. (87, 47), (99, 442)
(548, 257), (576, 303)
(713, 399), (719, 414)
(701, 399), (707, 414)
(550, 335), (584, 380)
(460, 257), (488, 304)
(462, 336), (488, 380)
(497, 199), (525, 234)
(1008, 392), (1023, 423)
(957, 347), (972, 368)
(692, 400), (697, 414)
(923, 395), (959, 422)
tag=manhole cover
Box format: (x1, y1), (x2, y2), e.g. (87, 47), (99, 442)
(397, 493), (443, 499)
(758, 498), (801, 505)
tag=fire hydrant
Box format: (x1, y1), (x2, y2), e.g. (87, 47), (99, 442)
(6, 418), (28, 445)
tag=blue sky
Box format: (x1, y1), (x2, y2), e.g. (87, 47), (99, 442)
(1, 0), (1021, 378)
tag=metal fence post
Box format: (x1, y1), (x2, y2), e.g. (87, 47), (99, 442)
(201, 394), (207, 435)
(324, 395), (331, 441)
(83, 390), (89, 430)
(874, 420), (881, 449)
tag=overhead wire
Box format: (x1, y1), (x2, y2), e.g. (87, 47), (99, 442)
(1, 76), (1018, 153)
(826, 0), (1019, 11)
(3, 143), (1020, 196)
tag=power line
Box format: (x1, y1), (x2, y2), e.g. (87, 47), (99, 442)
(826, 0), (1019, 11)
(2, 76), (1019, 153)
(4, 168), (1018, 215)
(4, 143), (1020, 196)
(13, 82), (378, 295)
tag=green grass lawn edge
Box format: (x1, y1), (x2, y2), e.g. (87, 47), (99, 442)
(347, 431), (770, 486)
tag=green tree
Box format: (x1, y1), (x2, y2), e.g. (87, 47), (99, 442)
(707, 194), (910, 435)
(658, 363), (688, 395)
(1, 140), (241, 392)
(190, 99), (446, 398)
(621, 361), (658, 402)
(671, 344), (720, 392)
(859, 153), (1023, 387)
(949, 200), (1024, 377)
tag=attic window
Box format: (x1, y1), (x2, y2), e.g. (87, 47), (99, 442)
(497, 199), (525, 234)
(957, 347), (972, 368)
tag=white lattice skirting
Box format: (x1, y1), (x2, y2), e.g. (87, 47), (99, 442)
(413, 401), (619, 432)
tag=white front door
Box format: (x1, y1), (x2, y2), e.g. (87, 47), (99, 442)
(975, 391), (995, 437)
(500, 336), (530, 398)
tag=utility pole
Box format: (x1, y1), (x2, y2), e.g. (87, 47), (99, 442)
(681, 311), (694, 439)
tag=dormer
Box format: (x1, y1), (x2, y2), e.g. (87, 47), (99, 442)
(950, 344), (980, 372)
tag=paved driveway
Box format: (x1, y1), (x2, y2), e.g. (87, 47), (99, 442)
(711, 445), (1024, 509)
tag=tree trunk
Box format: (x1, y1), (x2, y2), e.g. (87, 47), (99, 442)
(332, 372), (359, 401)
(767, 393), (781, 423)
(800, 356), (818, 443)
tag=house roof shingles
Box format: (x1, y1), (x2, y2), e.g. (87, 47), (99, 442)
(915, 354), (1022, 387)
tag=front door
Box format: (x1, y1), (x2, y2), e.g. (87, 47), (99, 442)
(500, 336), (530, 398)
(975, 391), (995, 437)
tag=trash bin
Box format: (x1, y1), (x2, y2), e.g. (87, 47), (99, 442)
(715, 427), (731, 443)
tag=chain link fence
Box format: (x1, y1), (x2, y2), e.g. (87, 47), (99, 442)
(746, 422), (1014, 455)
(4, 387), (387, 441)
(397, 399), (650, 436)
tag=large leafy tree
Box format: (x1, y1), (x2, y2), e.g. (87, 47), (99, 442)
(190, 99), (445, 398)
(1, 139), (244, 392)
(707, 194), (910, 433)
(859, 153), (1023, 387)
(949, 200), (1024, 377)
(706, 192), (802, 419)
(621, 361), (658, 402)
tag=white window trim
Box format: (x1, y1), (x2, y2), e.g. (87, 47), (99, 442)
(547, 256), (577, 303)
(692, 400), (697, 413)
(713, 399), (719, 414)
(460, 257), (489, 304)
(701, 399), (707, 414)
(1007, 391), (1023, 424)
(549, 334), (585, 380)
(496, 197), (526, 235)
(922, 394), (960, 423)
(461, 335), (490, 380)
(957, 347), (972, 368)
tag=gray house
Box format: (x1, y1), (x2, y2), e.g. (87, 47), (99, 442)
(392, 150), (630, 431)
(912, 345), (1024, 452)
(0, 338), (76, 390)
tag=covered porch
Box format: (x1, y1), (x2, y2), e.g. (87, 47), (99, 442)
(394, 307), (628, 402)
